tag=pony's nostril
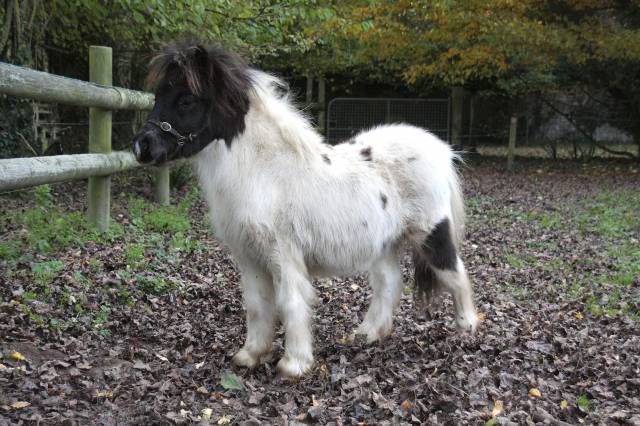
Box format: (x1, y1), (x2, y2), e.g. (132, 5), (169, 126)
(132, 134), (150, 161)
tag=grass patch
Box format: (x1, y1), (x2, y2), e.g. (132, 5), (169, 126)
(0, 183), (205, 335)
(136, 275), (175, 294)
(505, 253), (524, 269)
(32, 260), (65, 286)
(128, 187), (199, 234)
(577, 189), (640, 238)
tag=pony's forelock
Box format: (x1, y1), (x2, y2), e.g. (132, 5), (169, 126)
(145, 44), (206, 95)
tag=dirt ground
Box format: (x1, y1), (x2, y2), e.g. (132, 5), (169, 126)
(1, 157), (639, 425)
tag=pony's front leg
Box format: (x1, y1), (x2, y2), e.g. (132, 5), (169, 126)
(232, 259), (276, 369)
(273, 258), (316, 378)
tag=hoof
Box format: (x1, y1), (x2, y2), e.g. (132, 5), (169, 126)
(455, 310), (479, 332)
(232, 348), (267, 369)
(275, 354), (313, 379)
(354, 321), (392, 344)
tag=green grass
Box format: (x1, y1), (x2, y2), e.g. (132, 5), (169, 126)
(0, 184), (203, 334)
(577, 189), (640, 238)
(573, 189), (639, 320)
(136, 275), (174, 294)
(505, 253), (524, 269)
(125, 243), (146, 267)
(478, 187), (639, 321)
(32, 260), (65, 286)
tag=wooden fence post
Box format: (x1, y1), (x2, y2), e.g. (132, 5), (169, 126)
(451, 86), (464, 149)
(318, 77), (326, 134)
(87, 46), (112, 231)
(137, 107), (170, 206)
(153, 166), (170, 205)
(507, 116), (517, 171)
(306, 75), (313, 103)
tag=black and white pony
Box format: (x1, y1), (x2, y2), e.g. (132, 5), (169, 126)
(132, 42), (479, 378)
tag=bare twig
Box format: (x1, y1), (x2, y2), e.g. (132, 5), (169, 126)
(16, 131), (39, 156)
(539, 96), (637, 159)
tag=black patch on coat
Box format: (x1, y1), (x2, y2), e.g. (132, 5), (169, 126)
(422, 218), (457, 271)
(321, 154), (331, 165)
(360, 147), (372, 161)
(407, 156), (417, 162)
(413, 252), (439, 309)
(380, 193), (388, 209)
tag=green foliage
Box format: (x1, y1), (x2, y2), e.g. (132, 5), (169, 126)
(0, 96), (35, 159)
(505, 253), (524, 269)
(92, 304), (112, 337)
(128, 188), (198, 233)
(0, 240), (20, 260)
(325, 1), (640, 97)
(219, 370), (244, 390)
(169, 163), (194, 189)
(125, 243), (145, 267)
(31, 260), (65, 286)
(578, 190), (640, 238)
(45, 0), (334, 67)
(142, 207), (191, 233)
(576, 394), (593, 413)
(87, 258), (104, 273)
(136, 275), (173, 294)
(9, 186), (92, 254)
(169, 232), (201, 254)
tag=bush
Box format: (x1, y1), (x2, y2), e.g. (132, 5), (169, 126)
(0, 96), (35, 159)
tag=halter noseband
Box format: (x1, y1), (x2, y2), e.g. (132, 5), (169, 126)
(147, 119), (199, 147)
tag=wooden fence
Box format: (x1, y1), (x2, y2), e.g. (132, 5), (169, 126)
(0, 46), (166, 231)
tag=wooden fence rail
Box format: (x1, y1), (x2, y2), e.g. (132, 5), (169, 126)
(0, 62), (154, 110)
(0, 46), (166, 231)
(0, 152), (139, 191)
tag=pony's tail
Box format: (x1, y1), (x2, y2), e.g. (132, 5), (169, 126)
(413, 155), (466, 313)
(448, 158), (466, 249)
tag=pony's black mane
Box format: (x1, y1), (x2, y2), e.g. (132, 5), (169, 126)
(146, 41), (253, 147)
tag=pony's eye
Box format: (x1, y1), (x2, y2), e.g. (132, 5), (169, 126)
(178, 95), (197, 108)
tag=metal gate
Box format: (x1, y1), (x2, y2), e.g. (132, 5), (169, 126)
(326, 97), (450, 144)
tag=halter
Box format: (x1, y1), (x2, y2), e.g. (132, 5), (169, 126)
(147, 119), (200, 147)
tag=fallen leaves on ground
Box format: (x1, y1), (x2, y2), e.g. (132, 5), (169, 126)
(1, 158), (639, 424)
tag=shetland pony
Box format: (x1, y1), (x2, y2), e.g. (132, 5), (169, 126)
(132, 42), (479, 378)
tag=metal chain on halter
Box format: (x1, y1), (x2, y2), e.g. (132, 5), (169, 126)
(146, 119), (198, 146)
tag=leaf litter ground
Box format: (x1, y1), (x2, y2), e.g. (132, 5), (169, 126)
(1, 157), (639, 425)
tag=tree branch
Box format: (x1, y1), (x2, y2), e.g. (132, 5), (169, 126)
(16, 131), (39, 156)
(539, 96), (637, 159)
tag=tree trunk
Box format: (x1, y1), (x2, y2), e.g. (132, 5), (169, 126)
(0, 0), (15, 57)
(467, 93), (477, 153)
(451, 86), (464, 149)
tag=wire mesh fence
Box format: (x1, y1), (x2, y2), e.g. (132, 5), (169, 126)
(326, 98), (450, 144)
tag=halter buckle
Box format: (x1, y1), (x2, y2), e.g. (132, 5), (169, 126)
(160, 122), (172, 132)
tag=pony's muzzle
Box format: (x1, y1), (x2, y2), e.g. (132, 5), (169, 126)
(132, 129), (166, 164)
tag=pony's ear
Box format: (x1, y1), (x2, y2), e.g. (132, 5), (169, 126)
(192, 45), (209, 71)
(179, 45), (210, 95)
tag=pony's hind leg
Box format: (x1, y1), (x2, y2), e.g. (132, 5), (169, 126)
(420, 218), (478, 331)
(232, 259), (277, 369)
(355, 251), (403, 343)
